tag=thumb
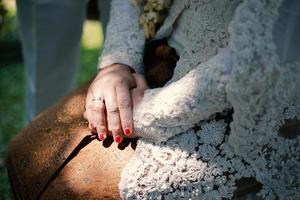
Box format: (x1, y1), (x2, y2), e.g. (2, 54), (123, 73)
(132, 73), (149, 90)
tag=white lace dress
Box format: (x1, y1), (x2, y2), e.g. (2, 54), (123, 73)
(98, 0), (300, 199)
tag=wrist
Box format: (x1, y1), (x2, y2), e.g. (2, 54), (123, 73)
(100, 63), (135, 75)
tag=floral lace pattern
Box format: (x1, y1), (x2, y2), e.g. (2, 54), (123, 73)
(98, 0), (145, 74)
(227, 0), (300, 198)
(99, 0), (300, 199)
(132, 0), (240, 143)
(120, 120), (255, 199)
(133, 49), (232, 143)
(166, 0), (241, 83)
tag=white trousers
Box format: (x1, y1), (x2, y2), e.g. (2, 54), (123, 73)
(16, 0), (110, 123)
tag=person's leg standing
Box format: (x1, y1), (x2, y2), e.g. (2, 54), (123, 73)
(16, 0), (86, 123)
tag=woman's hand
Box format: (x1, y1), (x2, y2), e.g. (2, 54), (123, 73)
(130, 73), (149, 110)
(116, 73), (149, 139)
(84, 64), (137, 143)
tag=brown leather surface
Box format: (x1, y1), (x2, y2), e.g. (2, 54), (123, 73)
(7, 81), (135, 200)
(40, 139), (135, 200)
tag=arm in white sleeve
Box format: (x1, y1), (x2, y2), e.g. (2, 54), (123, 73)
(98, 0), (145, 74)
(133, 48), (233, 143)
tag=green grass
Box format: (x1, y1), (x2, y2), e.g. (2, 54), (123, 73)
(0, 4), (24, 190)
(0, 11), (103, 198)
(76, 20), (103, 86)
(0, 62), (23, 200)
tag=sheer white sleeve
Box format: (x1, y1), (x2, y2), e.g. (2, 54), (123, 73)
(133, 48), (232, 143)
(97, 0), (145, 74)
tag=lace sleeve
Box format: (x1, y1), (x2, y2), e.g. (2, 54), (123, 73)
(133, 48), (232, 143)
(227, 0), (300, 198)
(97, 0), (145, 74)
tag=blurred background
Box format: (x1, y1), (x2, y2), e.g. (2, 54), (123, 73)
(0, 0), (104, 198)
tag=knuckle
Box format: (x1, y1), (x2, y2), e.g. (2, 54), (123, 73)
(101, 76), (111, 84)
(98, 104), (106, 112)
(118, 98), (131, 109)
(106, 105), (119, 114)
(114, 78), (124, 85)
(96, 125), (106, 132)
(103, 75), (124, 85)
(92, 103), (105, 112)
(111, 127), (122, 133)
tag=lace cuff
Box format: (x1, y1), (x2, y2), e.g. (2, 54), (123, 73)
(133, 48), (232, 142)
(98, 0), (145, 74)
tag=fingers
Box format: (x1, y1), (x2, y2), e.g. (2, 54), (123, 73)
(85, 86), (132, 143)
(130, 74), (149, 108)
(84, 71), (143, 143)
(116, 84), (133, 137)
(132, 73), (149, 90)
(84, 90), (108, 140)
(105, 86), (124, 144)
(84, 92), (97, 133)
(91, 99), (108, 141)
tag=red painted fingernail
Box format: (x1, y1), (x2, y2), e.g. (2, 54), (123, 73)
(99, 133), (106, 141)
(115, 135), (123, 144)
(124, 128), (132, 136)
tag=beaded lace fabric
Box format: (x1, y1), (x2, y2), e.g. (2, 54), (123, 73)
(99, 0), (300, 199)
(227, 0), (300, 198)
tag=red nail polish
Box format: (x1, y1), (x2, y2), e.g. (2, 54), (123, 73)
(115, 135), (122, 144)
(99, 133), (106, 141)
(124, 128), (132, 136)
